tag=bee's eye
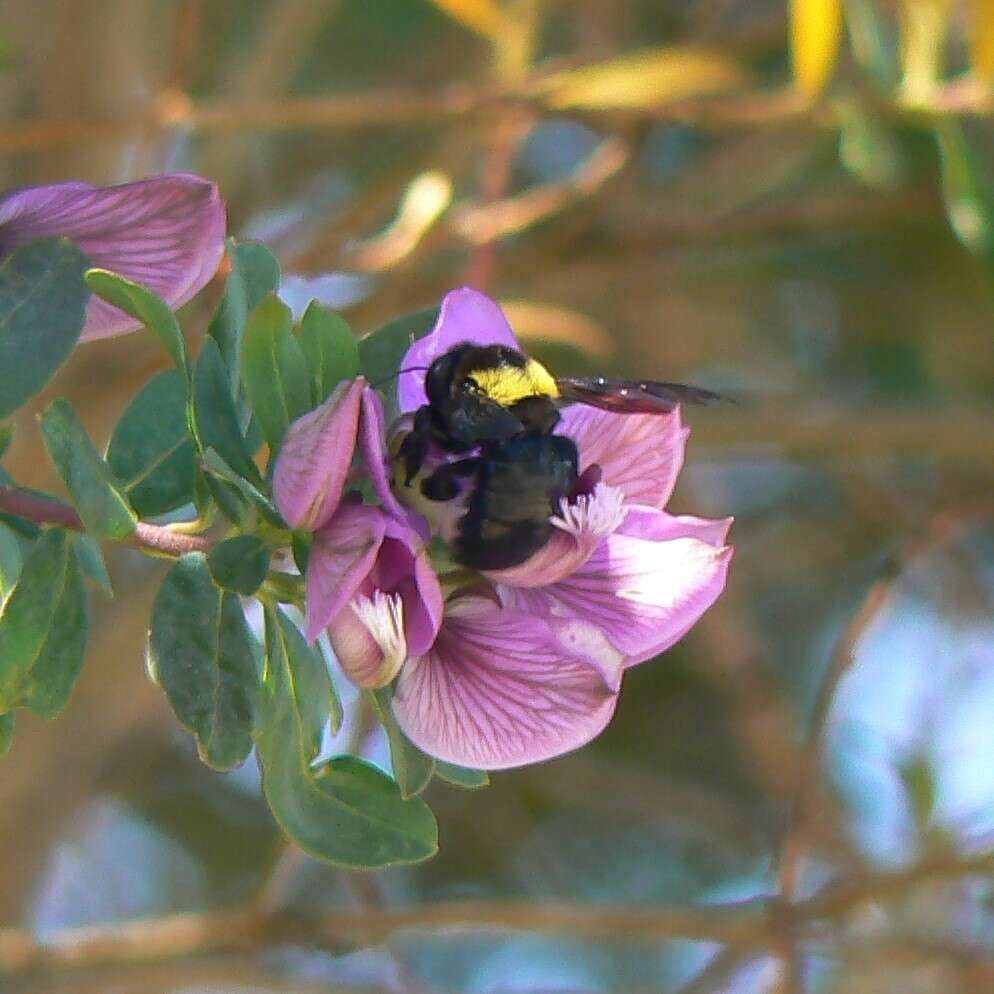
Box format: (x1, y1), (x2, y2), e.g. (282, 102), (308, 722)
(464, 377), (480, 392)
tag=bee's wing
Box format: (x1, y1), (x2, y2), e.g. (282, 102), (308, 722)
(556, 377), (721, 414)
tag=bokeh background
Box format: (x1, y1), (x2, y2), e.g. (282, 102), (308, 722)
(4, 1), (994, 991)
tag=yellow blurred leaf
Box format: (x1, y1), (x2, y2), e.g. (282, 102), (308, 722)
(536, 48), (748, 110)
(350, 171), (453, 272)
(426, 0), (505, 39)
(899, 0), (957, 103)
(498, 300), (616, 359)
(971, 0), (994, 82)
(789, 0), (843, 97)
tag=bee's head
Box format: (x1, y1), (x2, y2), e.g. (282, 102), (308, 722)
(424, 343), (477, 408)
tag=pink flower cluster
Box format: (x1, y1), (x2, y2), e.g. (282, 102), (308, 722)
(274, 288), (733, 771)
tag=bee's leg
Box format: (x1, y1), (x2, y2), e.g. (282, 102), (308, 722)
(420, 457), (483, 502)
(397, 406), (434, 486)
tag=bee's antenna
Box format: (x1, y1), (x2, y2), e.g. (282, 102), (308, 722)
(371, 365), (429, 390)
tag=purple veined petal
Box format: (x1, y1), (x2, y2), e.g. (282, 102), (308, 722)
(273, 378), (365, 532)
(557, 405), (689, 509)
(392, 595), (621, 770)
(358, 386), (430, 540)
(305, 504), (386, 640)
(484, 483), (626, 588)
(619, 506), (733, 547)
(328, 589), (408, 689)
(499, 519), (732, 667)
(0, 174), (226, 342)
(397, 287), (520, 413)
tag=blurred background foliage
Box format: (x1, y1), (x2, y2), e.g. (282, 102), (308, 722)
(3, 0), (994, 991)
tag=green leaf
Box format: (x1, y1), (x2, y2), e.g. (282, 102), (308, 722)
(292, 533), (311, 575)
(254, 633), (437, 868)
(936, 121), (994, 272)
(264, 604), (341, 757)
(40, 398), (136, 540)
(434, 760), (490, 790)
(106, 370), (196, 518)
(357, 306), (439, 395)
(371, 686), (435, 798)
(0, 712), (12, 757)
(0, 422), (13, 460)
(193, 337), (262, 485)
(0, 522), (23, 598)
(0, 528), (88, 718)
(208, 240), (281, 380)
(208, 534), (270, 595)
(241, 295), (311, 449)
(71, 533), (112, 596)
(147, 553), (260, 770)
(0, 238), (89, 419)
(0, 513), (41, 541)
(202, 448), (283, 526)
(298, 302), (360, 404)
(84, 269), (188, 374)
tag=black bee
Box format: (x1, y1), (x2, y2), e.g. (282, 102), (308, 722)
(395, 342), (718, 570)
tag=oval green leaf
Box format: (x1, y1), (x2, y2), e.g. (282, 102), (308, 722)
(208, 534), (270, 595)
(371, 686), (436, 798)
(84, 269), (188, 374)
(193, 337), (262, 485)
(0, 239), (89, 419)
(208, 239), (282, 380)
(0, 528), (88, 719)
(298, 302), (359, 405)
(255, 631), (436, 868)
(147, 553), (260, 770)
(40, 398), (136, 540)
(106, 369), (196, 518)
(241, 294), (311, 450)
(358, 306), (439, 402)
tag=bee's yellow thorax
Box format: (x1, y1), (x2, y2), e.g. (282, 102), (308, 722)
(471, 358), (559, 406)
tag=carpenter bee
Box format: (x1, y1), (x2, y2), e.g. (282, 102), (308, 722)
(395, 341), (718, 570)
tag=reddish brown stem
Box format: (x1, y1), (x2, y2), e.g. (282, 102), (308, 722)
(0, 486), (212, 557)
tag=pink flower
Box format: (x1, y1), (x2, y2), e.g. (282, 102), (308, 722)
(0, 173), (225, 341)
(388, 287), (732, 769)
(306, 504), (443, 690)
(274, 378), (440, 688)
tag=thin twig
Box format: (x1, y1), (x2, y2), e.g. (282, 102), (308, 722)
(0, 486), (212, 557)
(5, 74), (994, 153)
(3, 852), (994, 977)
(778, 578), (895, 899)
(0, 899), (769, 975)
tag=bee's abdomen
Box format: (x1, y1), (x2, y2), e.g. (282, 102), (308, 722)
(454, 434), (578, 571)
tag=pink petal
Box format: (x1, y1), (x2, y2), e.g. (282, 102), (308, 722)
(392, 596), (621, 770)
(618, 506), (733, 547)
(305, 504), (386, 640)
(397, 287), (519, 413)
(557, 405), (689, 509)
(0, 174), (226, 342)
(404, 552), (445, 656)
(500, 516), (732, 667)
(273, 378), (364, 531)
(370, 517), (444, 656)
(358, 386), (429, 540)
